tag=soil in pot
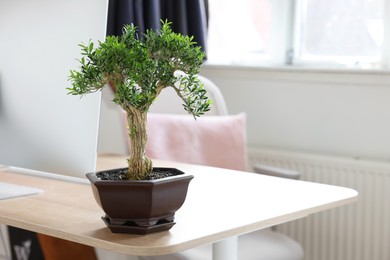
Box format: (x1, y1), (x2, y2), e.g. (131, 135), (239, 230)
(96, 168), (181, 180)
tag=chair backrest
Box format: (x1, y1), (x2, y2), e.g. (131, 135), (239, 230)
(98, 75), (230, 155)
(146, 76), (248, 171)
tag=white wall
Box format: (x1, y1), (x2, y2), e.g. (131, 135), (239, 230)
(200, 65), (390, 163)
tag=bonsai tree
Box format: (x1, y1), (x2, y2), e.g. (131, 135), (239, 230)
(67, 21), (210, 180)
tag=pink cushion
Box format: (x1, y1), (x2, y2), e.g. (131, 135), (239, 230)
(146, 113), (247, 171)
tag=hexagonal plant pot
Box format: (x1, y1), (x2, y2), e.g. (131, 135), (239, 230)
(86, 167), (193, 235)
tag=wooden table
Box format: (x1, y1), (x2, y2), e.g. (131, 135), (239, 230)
(0, 155), (358, 259)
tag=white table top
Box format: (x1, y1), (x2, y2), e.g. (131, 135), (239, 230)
(0, 155), (357, 256)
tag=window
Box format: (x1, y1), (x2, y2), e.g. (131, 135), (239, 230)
(294, 0), (385, 66)
(207, 0), (272, 64)
(207, 0), (388, 69)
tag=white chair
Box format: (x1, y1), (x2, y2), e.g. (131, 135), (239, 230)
(139, 76), (304, 260)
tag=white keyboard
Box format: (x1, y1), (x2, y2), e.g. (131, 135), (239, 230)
(0, 182), (43, 200)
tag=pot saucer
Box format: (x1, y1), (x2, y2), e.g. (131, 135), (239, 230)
(101, 216), (176, 235)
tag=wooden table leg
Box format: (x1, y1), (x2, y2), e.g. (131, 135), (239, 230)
(37, 234), (97, 260)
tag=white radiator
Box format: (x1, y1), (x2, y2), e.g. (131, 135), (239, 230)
(248, 147), (390, 260)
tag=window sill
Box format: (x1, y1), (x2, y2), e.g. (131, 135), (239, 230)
(200, 61), (390, 87)
(202, 61), (390, 76)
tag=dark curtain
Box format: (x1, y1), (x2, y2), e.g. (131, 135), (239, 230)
(106, 0), (208, 53)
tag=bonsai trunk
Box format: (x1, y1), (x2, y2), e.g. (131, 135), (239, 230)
(125, 108), (152, 180)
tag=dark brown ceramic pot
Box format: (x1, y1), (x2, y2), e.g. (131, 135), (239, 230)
(86, 167), (193, 235)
